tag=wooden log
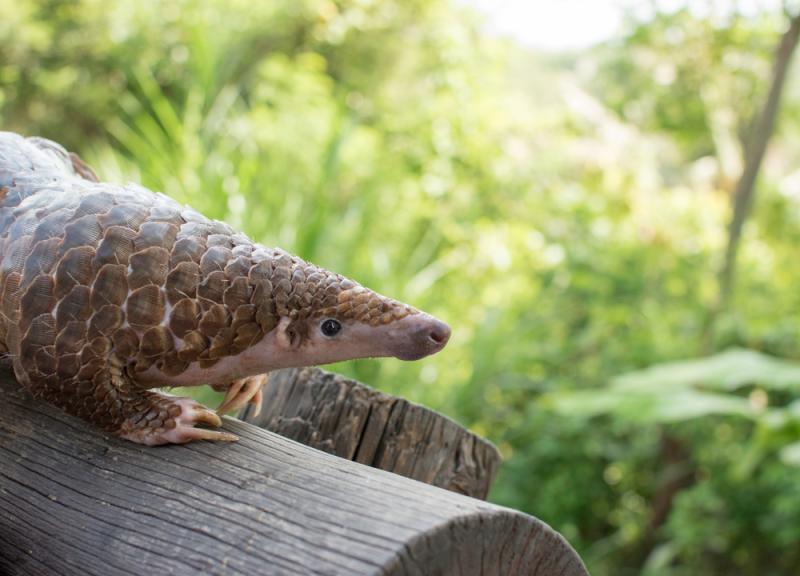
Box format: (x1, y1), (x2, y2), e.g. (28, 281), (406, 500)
(0, 371), (588, 576)
(239, 368), (501, 500)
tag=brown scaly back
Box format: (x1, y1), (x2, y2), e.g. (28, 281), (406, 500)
(0, 132), (416, 398)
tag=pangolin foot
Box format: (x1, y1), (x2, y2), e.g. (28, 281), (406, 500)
(215, 374), (267, 417)
(119, 397), (239, 446)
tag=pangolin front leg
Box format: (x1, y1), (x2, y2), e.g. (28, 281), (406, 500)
(26, 362), (237, 446)
(119, 394), (239, 446)
(213, 374), (267, 417)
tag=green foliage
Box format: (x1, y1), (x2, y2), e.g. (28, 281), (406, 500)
(587, 9), (779, 161)
(4, 1), (800, 574)
(545, 348), (800, 423)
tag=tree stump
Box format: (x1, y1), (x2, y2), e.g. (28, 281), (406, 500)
(239, 368), (500, 499)
(0, 370), (588, 575)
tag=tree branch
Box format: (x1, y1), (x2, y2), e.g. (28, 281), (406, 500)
(711, 12), (800, 339)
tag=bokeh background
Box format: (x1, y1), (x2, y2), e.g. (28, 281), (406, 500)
(4, 0), (800, 574)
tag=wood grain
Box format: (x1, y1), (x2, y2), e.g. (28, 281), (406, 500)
(239, 368), (501, 499)
(0, 371), (588, 576)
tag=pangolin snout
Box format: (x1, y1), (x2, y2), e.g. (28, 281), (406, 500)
(391, 314), (451, 361)
(427, 319), (451, 347)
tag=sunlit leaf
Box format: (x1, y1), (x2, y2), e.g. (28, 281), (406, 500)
(779, 441), (800, 467)
(543, 387), (754, 423)
(613, 348), (800, 392)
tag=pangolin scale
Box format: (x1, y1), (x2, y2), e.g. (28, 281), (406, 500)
(0, 132), (450, 445)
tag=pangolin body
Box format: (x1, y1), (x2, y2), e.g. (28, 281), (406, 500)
(0, 132), (450, 444)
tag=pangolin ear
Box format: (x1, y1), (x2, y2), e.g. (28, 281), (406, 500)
(275, 316), (294, 350)
(275, 316), (304, 350)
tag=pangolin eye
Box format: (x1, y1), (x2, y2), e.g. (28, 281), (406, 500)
(320, 318), (342, 337)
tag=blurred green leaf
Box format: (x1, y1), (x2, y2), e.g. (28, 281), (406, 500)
(544, 386), (754, 423)
(779, 441), (800, 466)
(614, 347), (800, 393)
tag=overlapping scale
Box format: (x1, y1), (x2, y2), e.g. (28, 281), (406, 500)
(0, 132), (418, 418)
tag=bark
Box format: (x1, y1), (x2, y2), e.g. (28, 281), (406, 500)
(238, 368), (501, 500)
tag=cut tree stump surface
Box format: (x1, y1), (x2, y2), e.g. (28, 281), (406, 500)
(0, 370), (588, 576)
(239, 367), (501, 499)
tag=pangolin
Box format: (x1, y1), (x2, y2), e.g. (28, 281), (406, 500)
(0, 132), (450, 445)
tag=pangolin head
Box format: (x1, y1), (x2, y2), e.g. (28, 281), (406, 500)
(264, 250), (450, 365)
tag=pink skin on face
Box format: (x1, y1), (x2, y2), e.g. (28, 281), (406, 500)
(137, 312), (451, 389)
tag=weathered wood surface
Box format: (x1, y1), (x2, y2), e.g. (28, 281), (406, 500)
(239, 368), (501, 500)
(0, 371), (588, 576)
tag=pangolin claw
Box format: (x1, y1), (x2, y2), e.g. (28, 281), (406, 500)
(193, 404), (223, 428)
(216, 374), (267, 416)
(251, 387), (263, 418)
(186, 428), (240, 443)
